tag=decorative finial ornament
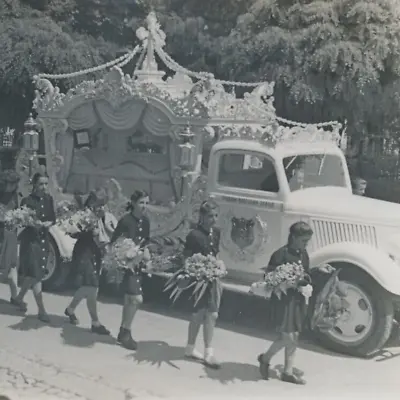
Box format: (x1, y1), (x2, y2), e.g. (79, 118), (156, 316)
(24, 113), (37, 131)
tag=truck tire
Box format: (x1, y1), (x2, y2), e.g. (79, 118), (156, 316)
(42, 235), (64, 292)
(314, 266), (394, 358)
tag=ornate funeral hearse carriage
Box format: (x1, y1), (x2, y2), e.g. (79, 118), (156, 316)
(25, 13), (400, 357)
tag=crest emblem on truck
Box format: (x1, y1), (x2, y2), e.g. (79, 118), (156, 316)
(231, 217), (255, 250)
(220, 209), (269, 262)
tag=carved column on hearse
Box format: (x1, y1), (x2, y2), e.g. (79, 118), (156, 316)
(37, 117), (71, 202)
(146, 124), (207, 239)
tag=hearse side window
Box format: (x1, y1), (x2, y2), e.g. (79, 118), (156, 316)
(217, 152), (279, 193)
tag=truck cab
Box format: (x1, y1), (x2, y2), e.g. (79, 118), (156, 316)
(207, 138), (400, 357)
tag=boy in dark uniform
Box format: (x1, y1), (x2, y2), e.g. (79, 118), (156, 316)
(184, 200), (222, 369)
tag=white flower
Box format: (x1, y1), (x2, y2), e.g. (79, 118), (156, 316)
(126, 249), (138, 259)
(300, 284), (313, 298)
(143, 247), (151, 261)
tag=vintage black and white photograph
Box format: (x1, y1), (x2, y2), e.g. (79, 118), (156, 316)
(0, 0), (399, 399)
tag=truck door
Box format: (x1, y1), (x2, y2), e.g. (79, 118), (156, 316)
(207, 148), (284, 285)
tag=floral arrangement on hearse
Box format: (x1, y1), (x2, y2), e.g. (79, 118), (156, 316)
(164, 253), (227, 305)
(102, 238), (153, 284)
(309, 267), (350, 332)
(249, 261), (313, 304)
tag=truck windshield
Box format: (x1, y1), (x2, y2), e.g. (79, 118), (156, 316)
(283, 153), (347, 192)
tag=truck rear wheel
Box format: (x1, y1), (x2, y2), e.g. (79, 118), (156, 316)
(42, 235), (64, 291)
(315, 267), (394, 357)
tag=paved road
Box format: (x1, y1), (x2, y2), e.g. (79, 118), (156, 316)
(0, 283), (399, 399)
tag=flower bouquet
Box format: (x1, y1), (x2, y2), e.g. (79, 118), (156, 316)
(56, 200), (78, 220)
(0, 203), (7, 222)
(249, 262), (313, 303)
(57, 208), (98, 237)
(4, 206), (37, 230)
(164, 253), (227, 306)
(102, 238), (152, 284)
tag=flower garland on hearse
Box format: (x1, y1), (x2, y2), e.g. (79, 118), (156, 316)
(309, 267), (349, 332)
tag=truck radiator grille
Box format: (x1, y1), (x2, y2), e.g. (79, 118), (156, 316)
(310, 219), (377, 249)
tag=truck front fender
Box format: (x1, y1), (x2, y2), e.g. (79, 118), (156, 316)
(310, 242), (400, 296)
(49, 225), (75, 260)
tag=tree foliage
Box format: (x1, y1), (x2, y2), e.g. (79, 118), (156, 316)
(0, 0), (117, 127)
(218, 0), (400, 137)
(2, 0), (400, 145)
(0, 18), (117, 96)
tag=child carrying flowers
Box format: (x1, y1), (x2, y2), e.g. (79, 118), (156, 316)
(179, 200), (224, 369)
(12, 172), (56, 322)
(257, 221), (313, 385)
(0, 170), (20, 306)
(110, 190), (151, 351)
(102, 238), (142, 284)
(64, 188), (110, 335)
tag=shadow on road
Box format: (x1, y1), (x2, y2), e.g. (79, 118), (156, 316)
(375, 323), (400, 362)
(201, 361), (261, 384)
(60, 324), (116, 348)
(7, 312), (116, 348)
(8, 314), (67, 331)
(200, 362), (304, 384)
(0, 299), (27, 317)
(125, 340), (186, 370)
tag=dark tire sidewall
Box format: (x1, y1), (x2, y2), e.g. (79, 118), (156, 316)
(42, 235), (63, 291)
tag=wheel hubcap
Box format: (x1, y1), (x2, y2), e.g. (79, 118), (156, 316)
(326, 281), (374, 345)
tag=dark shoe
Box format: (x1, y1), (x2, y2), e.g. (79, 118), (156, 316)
(38, 313), (50, 323)
(117, 328), (137, 350)
(12, 298), (27, 312)
(257, 354), (270, 380)
(64, 308), (79, 325)
(281, 373), (306, 385)
(91, 324), (110, 335)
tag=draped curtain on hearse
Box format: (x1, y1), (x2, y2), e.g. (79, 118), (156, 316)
(55, 99), (178, 203)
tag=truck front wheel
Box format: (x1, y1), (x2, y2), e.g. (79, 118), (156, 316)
(315, 267), (394, 357)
